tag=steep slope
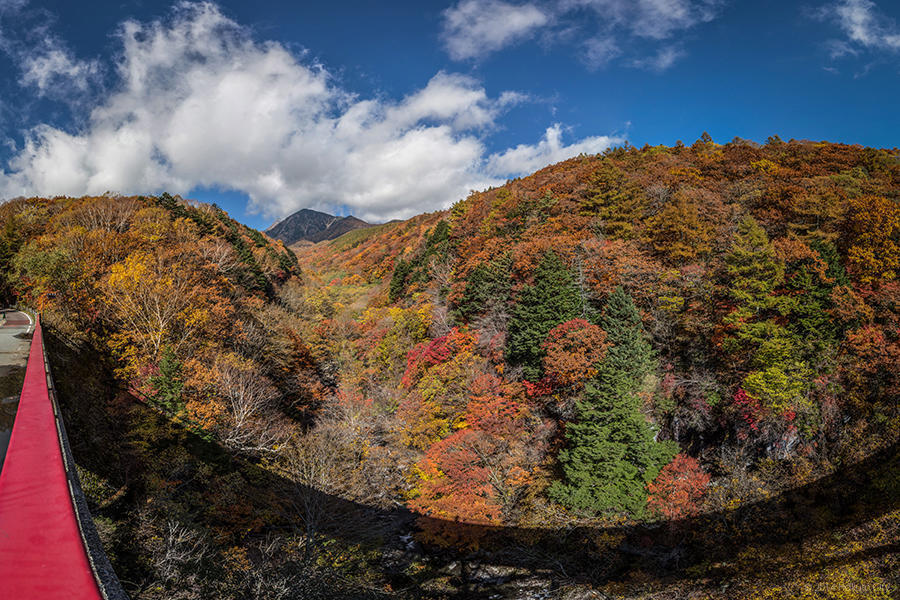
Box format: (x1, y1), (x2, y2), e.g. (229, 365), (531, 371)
(293, 137), (899, 599)
(0, 194), (381, 599)
(265, 208), (372, 245)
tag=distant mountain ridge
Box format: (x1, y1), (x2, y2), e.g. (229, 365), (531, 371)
(265, 208), (372, 245)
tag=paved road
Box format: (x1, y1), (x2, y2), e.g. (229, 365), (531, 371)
(0, 310), (33, 472)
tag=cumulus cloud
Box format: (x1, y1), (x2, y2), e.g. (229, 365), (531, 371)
(0, 2), (620, 222)
(441, 0), (550, 60)
(821, 0), (900, 51)
(441, 0), (720, 70)
(486, 124), (622, 176)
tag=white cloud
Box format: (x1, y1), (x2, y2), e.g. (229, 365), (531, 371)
(442, 0), (719, 70)
(384, 72), (502, 130)
(823, 0), (900, 51)
(573, 0), (716, 69)
(627, 0), (720, 40)
(442, 0), (550, 60)
(0, 0), (102, 100)
(583, 37), (621, 69)
(0, 2), (620, 223)
(486, 124), (622, 176)
(836, 0), (880, 44)
(825, 39), (859, 58)
(0, 0), (27, 14)
(631, 45), (685, 71)
(20, 46), (101, 94)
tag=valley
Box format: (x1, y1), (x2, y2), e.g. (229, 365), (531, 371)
(0, 138), (896, 598)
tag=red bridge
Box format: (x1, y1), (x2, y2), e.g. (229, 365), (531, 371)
(0, 315), (124, 599)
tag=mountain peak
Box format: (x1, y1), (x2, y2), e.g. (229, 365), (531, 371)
(265, 209), (372, 245)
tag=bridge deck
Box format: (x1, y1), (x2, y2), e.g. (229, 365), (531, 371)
(0, 318), (103, 599)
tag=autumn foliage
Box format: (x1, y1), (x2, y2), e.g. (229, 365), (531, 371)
(0, 193), (306, 452)
(646, 454), (711, 520)
(541, 318), (608, 388)
(2, 137), (898, 599)
(284, 138), (897, 532)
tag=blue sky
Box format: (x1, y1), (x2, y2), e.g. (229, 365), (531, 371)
(0, 0), (898, 229)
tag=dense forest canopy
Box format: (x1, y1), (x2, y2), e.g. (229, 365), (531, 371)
(0, 137), (897, 599)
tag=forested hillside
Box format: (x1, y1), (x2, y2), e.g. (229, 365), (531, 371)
(0, 192), (323, 448)
(0, 193), (367, 598)
(0, 137), (897, 599)
(292, 137), (899, 598)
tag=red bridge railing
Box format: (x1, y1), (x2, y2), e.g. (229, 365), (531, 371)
(0, 317), (125, 599)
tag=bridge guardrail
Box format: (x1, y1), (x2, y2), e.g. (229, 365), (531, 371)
(40, 316), (130, 600)
(0, 312), (129, 600)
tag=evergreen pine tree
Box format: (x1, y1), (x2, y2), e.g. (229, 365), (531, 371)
(720, 216), (796, 366)
(389, 258), (411, 302)
(150, 346), (185, 413)
(595, 287), (656, 390)
(453, 255), (512, 322)
(783, 242), (848, 356)
(389, 220), (452, 302)
(549, 286), (677, 516)
(506, 251), (582, 380)
(725, 216), (784, 311)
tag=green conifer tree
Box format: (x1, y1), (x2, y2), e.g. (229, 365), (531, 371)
(506, 251), (582, 380)
(453, 255), (512, 322)
(783, 241), (848, 356)
(721, 215), (792, 363)
(721, 217), (814, 417)
(389, 258), (411, 302)
(549, 286), (677, 516)
(150, 346), (185, 413)
(724, 216), (784, 312)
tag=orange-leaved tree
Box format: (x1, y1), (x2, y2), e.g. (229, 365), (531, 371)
(541, 318), (609, 389)
(646, 453), (711, 520)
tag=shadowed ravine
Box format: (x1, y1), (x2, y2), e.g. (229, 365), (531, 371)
(46, 327), (899, 598)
